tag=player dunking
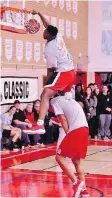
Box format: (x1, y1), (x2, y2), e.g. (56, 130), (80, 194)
(50, 95), (89, 197)
(32, 12), (76, 133)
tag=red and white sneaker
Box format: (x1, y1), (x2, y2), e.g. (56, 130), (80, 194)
(80, 189), (89, 197)
(23, 125), (45, 134)
(50, 117), (62, 127)
(73, 180), (85, 198)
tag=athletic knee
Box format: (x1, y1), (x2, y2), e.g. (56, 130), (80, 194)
(72, 158), (80, 166)
(41, 88), (56, 99)
(43, 88), (50, 97)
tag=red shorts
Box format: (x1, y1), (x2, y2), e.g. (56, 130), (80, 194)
(57, 127), (89, 160)
(45, 70), (76, 92)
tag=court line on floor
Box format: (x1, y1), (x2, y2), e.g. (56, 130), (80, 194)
(41, 148), (112, 171)
(83, 159), (112, 162)
(4, 147), (111, 172)
(1, 146), (56, 160)
(3, 147), (112, 174)
(1, 173), (104, 197)
(2, 170), (112, 180)
(86, 147), (112, 158)
(2, 145), (112, 160)
(90, 163), (112, 174)
(1, 148), (112, 184)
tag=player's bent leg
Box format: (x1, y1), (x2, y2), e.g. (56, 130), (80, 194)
(55, 154), (77, 183)
(39, 87), (57, 121)
(34, 87), (57, 133)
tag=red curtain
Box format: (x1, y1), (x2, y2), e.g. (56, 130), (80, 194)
(76, 71), (87, 90)
(95, 73), (103, 90)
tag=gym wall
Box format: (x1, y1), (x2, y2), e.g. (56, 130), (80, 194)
(1, 0), (88, 113)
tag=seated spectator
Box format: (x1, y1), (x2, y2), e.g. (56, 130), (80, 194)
(33, 100), (41, 121)
(24, 103), (40, 145)
(98, 84), (112, 140)
(12, 100), (32, 146)
(85, 87), (98, 139)
(24, 103), (36, 124)
(1, 106), (22, 150)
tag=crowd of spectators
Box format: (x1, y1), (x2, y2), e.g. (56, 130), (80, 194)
(0, 82), (112, 151)
(73, 83), (112, 140)
(1, 99), (59, 150)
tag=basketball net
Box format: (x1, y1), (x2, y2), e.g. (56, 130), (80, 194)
(0, 7), (40, 34)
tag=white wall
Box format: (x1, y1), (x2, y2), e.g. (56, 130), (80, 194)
(88, 1), (112, 72)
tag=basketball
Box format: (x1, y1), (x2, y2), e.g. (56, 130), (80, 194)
(78, 101), (84, 109)
(25, 19), (40, 34)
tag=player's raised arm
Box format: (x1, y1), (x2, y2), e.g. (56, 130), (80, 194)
(32, 11), (50, 28)
(38, 12), (50, 28)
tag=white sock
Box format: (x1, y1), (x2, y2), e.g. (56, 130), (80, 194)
(37, 119), (44, 125)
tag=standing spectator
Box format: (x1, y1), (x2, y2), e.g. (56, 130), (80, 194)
(1, 106), (22, 150)
(93, 83), (98, 90)
(24, 103), (40, 145)
(107, 84), (112, 95)
(75, 84), (90, 120)
(93, 88), (100, 97)
(98, 85), (112, 140)
(88, 83), (94, 92)
(109, 88), (112, 138)
(12, 100), (31, 146)
(75, 83), (84, 97)
(85, 87), (97, 139)
(93, 87), (100, 137)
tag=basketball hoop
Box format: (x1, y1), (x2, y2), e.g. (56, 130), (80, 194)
(0, 7), (40, 34)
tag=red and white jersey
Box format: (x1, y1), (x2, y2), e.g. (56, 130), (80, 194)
(51, 96), (88, 133)
(44, 34), (74, 72)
